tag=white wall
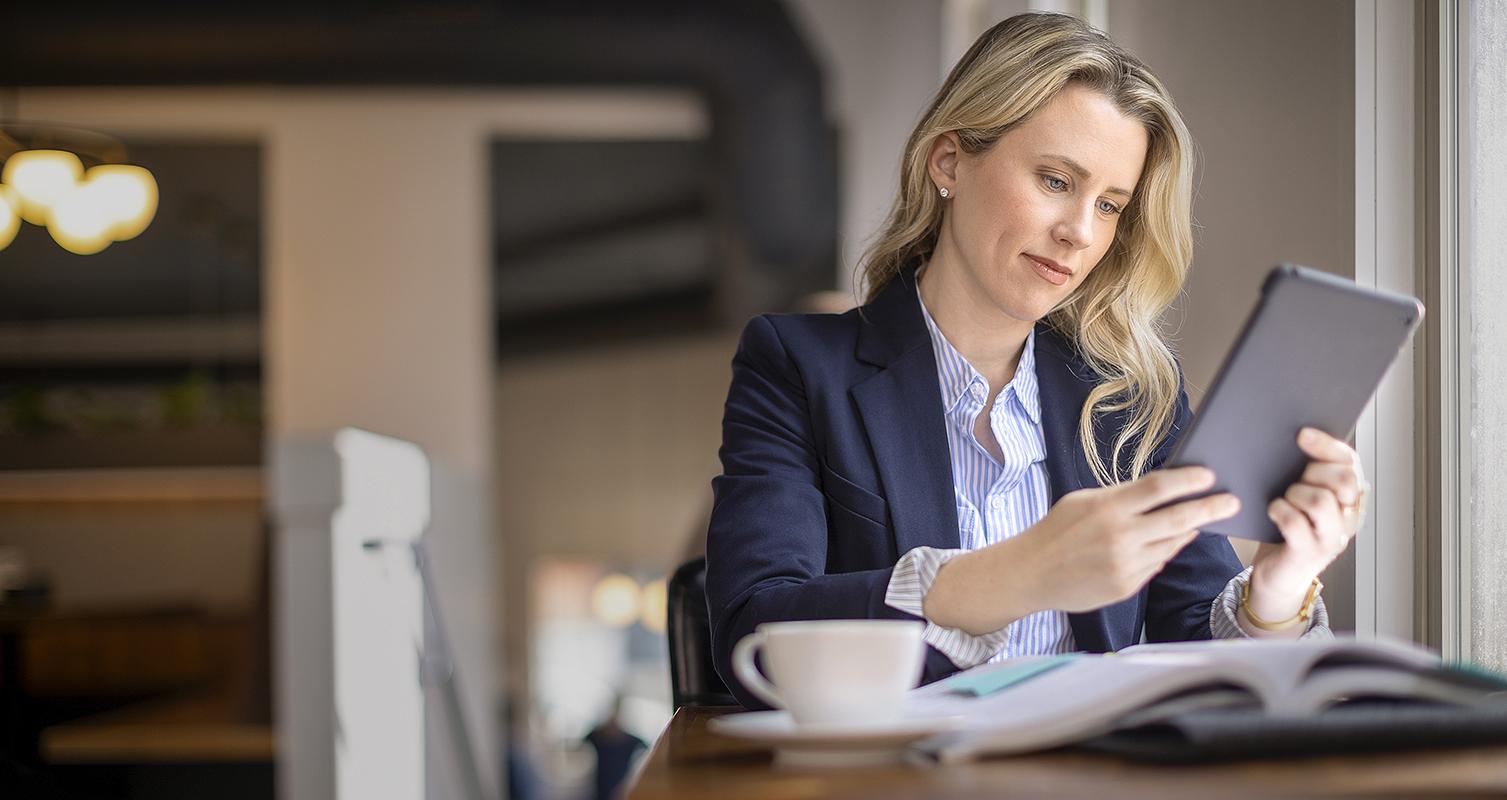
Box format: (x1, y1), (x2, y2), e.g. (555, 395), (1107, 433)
(1106, 1), (1355, 399)
(261, 98), (498, 799)
(785, 0), (945, 293)
(495, 332), (736, 701)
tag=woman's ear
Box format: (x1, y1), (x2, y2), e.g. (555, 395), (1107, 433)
(927, 132), (962, 195)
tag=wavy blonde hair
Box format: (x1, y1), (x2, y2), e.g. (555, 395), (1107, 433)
(859, 12), (1194, 486)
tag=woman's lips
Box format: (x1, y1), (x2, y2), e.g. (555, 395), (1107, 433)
(1025, 254), (1072, 286)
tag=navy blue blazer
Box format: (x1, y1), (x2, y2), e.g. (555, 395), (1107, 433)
(705, 267), (1244, 709)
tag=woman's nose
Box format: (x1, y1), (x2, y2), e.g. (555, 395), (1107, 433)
(1054, 203), (1095, 250)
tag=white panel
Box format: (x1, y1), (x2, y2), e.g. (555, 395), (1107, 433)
(1470, 0), (1507, 671)
(274, 430), (431, 800)
(332, 429), (430, 800)
(1352, 0), (1378, 638)
(1354, 0), (1418, 641)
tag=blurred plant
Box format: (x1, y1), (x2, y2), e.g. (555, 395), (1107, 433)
(221, 382), (262, 426)
(0, 373), (262, 436)
(159, 371), (211, 427)
(75, 394), (141, 431)
(0, 386), (58, 434)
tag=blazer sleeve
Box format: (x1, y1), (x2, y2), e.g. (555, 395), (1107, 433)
(705, 315), (957, 709)
(1142, 375), (1247, 643)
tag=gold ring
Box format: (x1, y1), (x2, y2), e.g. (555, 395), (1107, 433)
(1340, 485), (1370, 516)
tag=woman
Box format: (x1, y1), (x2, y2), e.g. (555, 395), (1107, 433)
(706, 12), (1366, 702)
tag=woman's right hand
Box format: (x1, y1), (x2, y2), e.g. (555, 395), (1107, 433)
(924, 466), (1239, 633)
(1016, 467), (1240, 613)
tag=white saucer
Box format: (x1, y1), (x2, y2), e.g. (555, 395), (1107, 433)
(708, 711), (964, 768)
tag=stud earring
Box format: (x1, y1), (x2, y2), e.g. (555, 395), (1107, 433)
(939, 186), (950, 199)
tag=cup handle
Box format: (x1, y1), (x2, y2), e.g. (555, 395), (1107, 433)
(731, 631), (784, 709)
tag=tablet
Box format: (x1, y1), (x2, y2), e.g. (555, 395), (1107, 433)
(1165, 264), (1423, 542)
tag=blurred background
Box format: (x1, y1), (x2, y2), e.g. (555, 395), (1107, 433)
(0, 1), (1383, 798)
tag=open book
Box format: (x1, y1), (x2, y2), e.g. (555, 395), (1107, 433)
(905, 636), (1507, 763)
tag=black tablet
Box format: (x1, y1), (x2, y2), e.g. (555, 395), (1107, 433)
(1165, 264), (1423, 542)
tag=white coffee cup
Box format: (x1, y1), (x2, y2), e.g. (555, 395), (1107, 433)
(731, 619), (924, 726)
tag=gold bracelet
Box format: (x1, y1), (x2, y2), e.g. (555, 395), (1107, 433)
(1240, 576), (1323, 632)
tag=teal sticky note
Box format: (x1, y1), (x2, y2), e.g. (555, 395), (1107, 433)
(943, 654), (1082, 697)
(1443, 660), (1507, 690)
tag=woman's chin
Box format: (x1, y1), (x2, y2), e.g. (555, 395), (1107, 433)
(983, 277), (1064, 323)
(981, 292), (1051, 328)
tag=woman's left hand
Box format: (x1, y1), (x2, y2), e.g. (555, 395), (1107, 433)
(1247, 427), (1369, 622)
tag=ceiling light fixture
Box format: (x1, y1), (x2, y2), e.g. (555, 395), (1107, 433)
(0, 122), (159, 255)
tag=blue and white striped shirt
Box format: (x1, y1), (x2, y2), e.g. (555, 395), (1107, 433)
(900, 289), (1072, 663)
(883, 285), (1330, 669)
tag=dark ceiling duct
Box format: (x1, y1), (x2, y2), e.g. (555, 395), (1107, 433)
(1, 1), (837, 305)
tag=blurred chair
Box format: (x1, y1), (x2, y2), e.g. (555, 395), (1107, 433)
(666, 558), (737, 709)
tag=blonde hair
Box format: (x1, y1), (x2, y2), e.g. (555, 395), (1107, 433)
(858, 12), (1194, 486)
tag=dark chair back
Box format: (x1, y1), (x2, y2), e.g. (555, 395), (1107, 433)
(667, 557), (738, 709)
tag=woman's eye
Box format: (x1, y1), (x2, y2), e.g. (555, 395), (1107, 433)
(1098, 200), (1122, 215)
(1043, 175), (1068, 191)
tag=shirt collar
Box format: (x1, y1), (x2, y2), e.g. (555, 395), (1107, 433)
(916, 283), (1042, 425)
(1013, 332), (1042, 425)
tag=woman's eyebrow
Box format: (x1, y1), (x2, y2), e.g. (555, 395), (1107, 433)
(1040, 153), (1134, 200)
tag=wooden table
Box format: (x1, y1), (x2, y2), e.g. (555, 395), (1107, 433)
(627, 707), (1507, 799)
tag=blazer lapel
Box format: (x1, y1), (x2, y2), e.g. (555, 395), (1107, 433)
(850, 270), (958, 558)
(1033, 326), (1131, 652)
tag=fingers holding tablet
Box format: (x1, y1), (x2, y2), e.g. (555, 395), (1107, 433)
(1266, 496), (1317, 551)
(1297, 427), (1358, 469)
(1267, 447), (1365, 562)
(1117, 465), (1217, 512)
(1299, 460), (1364, 508)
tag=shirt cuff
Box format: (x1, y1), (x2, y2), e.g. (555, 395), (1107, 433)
(1210, 565), (1333, 640)
(885, 546), (1014, 669)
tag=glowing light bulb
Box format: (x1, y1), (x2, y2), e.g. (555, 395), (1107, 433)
(639, 578), (667, 635)
(85, 164), (158, 241)
(2, 149), (84, 225)
(591, 573), (642, 628)
(0, 186), (19, 252)
(48, 178), (114, 255)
